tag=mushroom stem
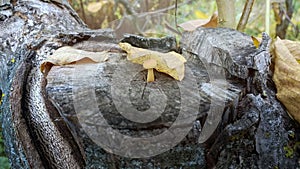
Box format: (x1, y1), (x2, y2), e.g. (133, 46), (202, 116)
(147, 68), (155, 82)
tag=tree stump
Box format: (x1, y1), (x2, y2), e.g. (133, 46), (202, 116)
(0, 0), (299, 168)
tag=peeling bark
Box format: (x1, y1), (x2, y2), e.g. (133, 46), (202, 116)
(0, 0), (299, 168)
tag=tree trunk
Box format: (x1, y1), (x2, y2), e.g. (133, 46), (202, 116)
(216, 0), (236, 28)
(275, 0), (294, 39)
(0, 0), (299, 169)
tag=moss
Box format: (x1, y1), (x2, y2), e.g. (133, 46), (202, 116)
(0, 157), (10, 169)
(0, 93), (4, 105)
(283, 139), (300, 159)
(284, 145), (294, 158)
(10, 58), (15, 63)
(294, 142), (300, 148)
(264, 132), (271, 138)
(0, 127), (10, 169)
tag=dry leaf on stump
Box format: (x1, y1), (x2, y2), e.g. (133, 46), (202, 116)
(273, 38), (300, 123)
(40, 46), (109, 75)
(178, 13), (218, 32)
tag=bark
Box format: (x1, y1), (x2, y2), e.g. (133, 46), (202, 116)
(0, 0), (88, 168)
(275, 0), (294, 39)
(0, 0), (300, 169)
(216, 0), (236, 29)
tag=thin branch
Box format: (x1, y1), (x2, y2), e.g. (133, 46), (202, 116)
(237, 0), (255, 32)
(275, 0), (294, 38)
(79, 0), (86, 22)
(117, 0), (193, 20)
(174, 0), (182, 34)
(139, 0), (193, 17)
(175, 0), (178, 27)
(265, 0), (271, 34)
(281, 1), (297, 33)
(114, 0), (192, 36)
(118, 0), (137, 15)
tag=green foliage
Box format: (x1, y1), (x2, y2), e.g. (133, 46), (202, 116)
(0, 127), (10, 169)
(0, 157), (10, 169)
(70, 0), (299, 41)
(284, 145), (294, 158)
(176, 1), (216, 21)
(283, 141), (300, 159)
(285, 1), (300, 40)
(245, 0), (300, 40)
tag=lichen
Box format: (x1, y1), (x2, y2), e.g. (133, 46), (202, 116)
(264, 132), (271, 138)
(284, 145), (294, 158)
(0, 93), (4, 105)
(288, 130), (295, 139)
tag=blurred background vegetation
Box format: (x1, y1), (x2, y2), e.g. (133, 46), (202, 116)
(69, 0), (299, 40)
(0, 0), (299, 168)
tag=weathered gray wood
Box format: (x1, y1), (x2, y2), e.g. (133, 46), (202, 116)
(181, 28), (299, 168)
(46, 28), (300, 169)
(1, 0), (300, 168)
(45, 42), (208, 167)
(0, 0), (88, 168)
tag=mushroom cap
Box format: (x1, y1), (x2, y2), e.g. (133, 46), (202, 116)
(119, 42), (186, 81)
(143, 59), (157, 69)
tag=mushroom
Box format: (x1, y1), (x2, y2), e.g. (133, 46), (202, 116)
(119, 42), (187, 82)
(143, 59), (157, 82)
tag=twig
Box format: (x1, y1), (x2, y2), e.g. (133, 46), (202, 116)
(118, 0), (137, 15)
(281, 1), (297, 34)
(164, 22), (181, 35)
(265, 0), (270, 34)
(237, 0), (255, 32)
(114, 0), (192, 36)
(79, 0), (86, 21)
(275, 0), (294, 38)
(174, 0), (182, 34)
(175, 0), (178, 27)
(138, 0), (193, 17)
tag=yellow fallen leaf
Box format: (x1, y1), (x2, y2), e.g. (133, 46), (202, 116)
(119, 42), (186, 82)
(41, 46), (109, 75)
(281, 39), (300, 61)
(194, 10), (208, 19)
(87, 1), (104, 13)
(178, 12), (218, 31)
(87, 0), (114, 13)
(251, 36), (261, 48)
(273, 37), (300, 123)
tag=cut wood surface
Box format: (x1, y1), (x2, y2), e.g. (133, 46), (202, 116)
(0, 0), (300, 168)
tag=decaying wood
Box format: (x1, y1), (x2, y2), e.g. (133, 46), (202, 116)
(1, 0), (300, 168)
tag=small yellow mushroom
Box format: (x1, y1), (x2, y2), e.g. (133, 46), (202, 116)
(143, 59), (157, 82)
(119, 42), (187, 82)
